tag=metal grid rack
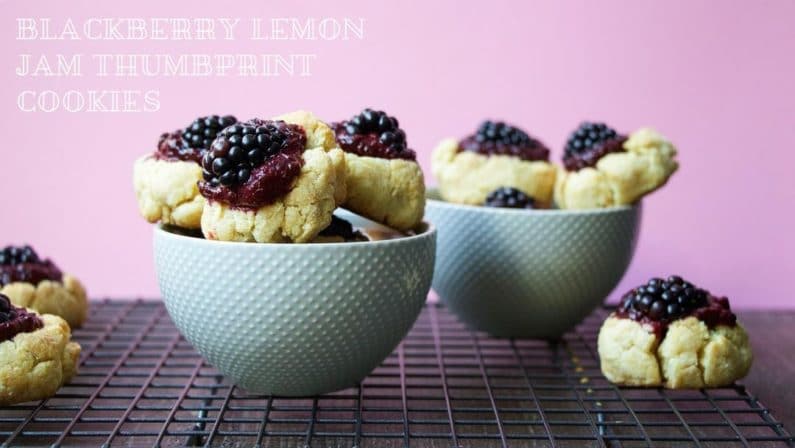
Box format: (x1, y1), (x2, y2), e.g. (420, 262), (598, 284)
(0, 300), (792, 447)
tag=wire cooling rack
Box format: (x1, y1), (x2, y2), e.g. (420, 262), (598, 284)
(0, 300), (791, 447)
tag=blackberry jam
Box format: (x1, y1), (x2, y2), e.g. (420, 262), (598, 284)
(333, 109), (416, 160)
(0, 245), (63, 287)
(0, 294), (43, 343)
(615, 275), (737, 337)
(563, 122), (626, 171)
(458, 121), (549, 161)
(198, 119), (307, 209)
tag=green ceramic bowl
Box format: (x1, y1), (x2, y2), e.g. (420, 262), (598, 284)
(425, 189), (641, 338)
(154, 212), (435, 396)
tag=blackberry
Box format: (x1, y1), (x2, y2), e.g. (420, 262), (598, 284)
(483, 187), (535, 209)
(318, 216), (367, 241)
(156, 115), (237, 164)
(182, 115), (237, 150)
(201, 119), (306, 188)
(319, 216), (356, 239)
(563, 122), (625, 171)
(347, 108), (399, 134)
(334, 108), (416, 160)
(619, 275), (709, 323)
(0, 245), (63, 287)
(476, 121), (533, 146)
(459, 121), (549, 161)
(0, 293), (44, 341)
(0, 294), (16, 324)
(0, 245), (39, 265)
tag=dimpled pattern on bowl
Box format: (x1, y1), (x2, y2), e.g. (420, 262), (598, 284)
(426, 196), (640, 338)
(153, 224), (435, 396)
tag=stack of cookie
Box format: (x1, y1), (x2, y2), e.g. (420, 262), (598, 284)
(133, 109), (425, 243)
(0, 245), (85, 405)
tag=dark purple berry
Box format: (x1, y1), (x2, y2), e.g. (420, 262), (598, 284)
(0, 246), (63, 288)
(459, 121), (549, 161)
(318, 216), (367, 242)
(563, 122), (626, 171)
(201, 119), (306, 189)
(380, 132), (395, 144)
(477, 121), (532, 146)
(218, 170), (234, 185)
(0, 293), (44, 342)
(639, 294), (654, 311)
(247, 148), (263, 165)
(212, 157), (231, 174)
(237, 168), (250, 183)
(619, 275), (709, 324)
(483, 187), (536, 209)
(229, 146), (246, 163)
(333, 108), (416, 160)
(649, 300), (665, 320)
(182, 115), (238, 150)
(1, 245), (40, 266)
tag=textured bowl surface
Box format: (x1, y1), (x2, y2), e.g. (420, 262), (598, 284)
(153, 215), (435, 396)
(426, 190), (640, 338)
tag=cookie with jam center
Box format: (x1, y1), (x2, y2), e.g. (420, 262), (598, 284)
(0, 294), (81, 405)
(432, 120), (556, 207)
(597, 275), (752, 388)
(332, 108), (425, 231)
(554, 124), (678, 209)
(199, 111), (347, 243)
(0, 245), (88, 328)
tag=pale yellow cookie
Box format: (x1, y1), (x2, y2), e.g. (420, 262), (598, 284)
(133, 156), (204, 228)
(597, 315), (662, 386)
(0, 312), (80, 405)
(276, 110), (347, 204)
(598, 315), (752, 388)
(554, 166), (615, 209)
(555, 128), (678, 209)
(432, 138), (556, 206)
(2, 274), (88, 328)
(342, 153), (425, 231)
(201, 112), (346, 243)
(659, 317), (752, 388)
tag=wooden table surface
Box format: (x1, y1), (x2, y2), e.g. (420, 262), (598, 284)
(735, 310), (795, 435)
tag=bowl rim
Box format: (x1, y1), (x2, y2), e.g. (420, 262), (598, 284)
(154, 221), (436, 248)
(426, 187), (640, 216)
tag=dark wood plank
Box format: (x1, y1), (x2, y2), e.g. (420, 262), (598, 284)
(737, 310), (795, 435)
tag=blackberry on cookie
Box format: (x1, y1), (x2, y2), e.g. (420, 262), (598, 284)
(0, 245), (87, 328)
(200, 111), (347, 243)
(598, 275), (752, 388)
(555, 124), (678, 209)
(432, 120), (556, 207)
(0, 294), (81, 405)
(483, 187), (536, 209)
(332, 108), (425, 231)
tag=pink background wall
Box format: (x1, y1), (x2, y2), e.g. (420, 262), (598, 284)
(1, 0), (793, 307)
